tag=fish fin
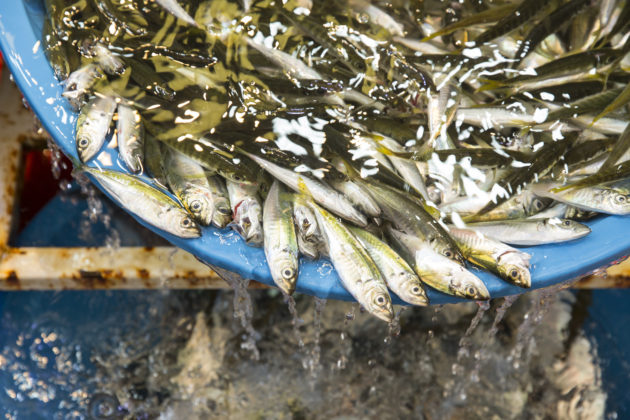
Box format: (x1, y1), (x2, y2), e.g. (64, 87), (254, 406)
(475, 79), (506, 93)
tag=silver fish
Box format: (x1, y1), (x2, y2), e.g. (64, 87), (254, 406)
(116, 104), (144, 173)
(442, 191), (551, 222)
(327, 176), (381, 218)
(309, 202), (394, 322)
(349, 226), (428, 306)
(466, 218), (591, 246)
(163, 148), (216, 226)
(76, 95), (117, 163)
(350, 0), (405, 36)
(263, 181), (299, 295)
(387, 228), (490, 300)
(92, 43), (125, 76)
(245, 153), (368, 226)
(293, 194), (326, 259)
(448, 226), (532, 288)
(531, 181), (630, 215)
(246, 37), (322, 80)
(63, 64), (103, 108)
(226, 180), (263, 246)
(83, 167), (200, 238)
(206, 175), (232, 228)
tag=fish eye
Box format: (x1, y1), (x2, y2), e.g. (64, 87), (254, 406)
(190, 200), (202, 212)
(233, 175), (241, 181)
(411, 286), (421, 294)
(218, 207), (231, 215)
(510, 270), (519, 278)
(181, 217), (192, 228)
(563, 220), (571, 226)
(282, 268), (294, 279)
(616, 195), (626, 203)
(375, 295), (386, 305)
(444, 250), (452, 258)
(467, 287), (477, 296)
(78, 138), (89, 147)
(535, 200), (543, 210)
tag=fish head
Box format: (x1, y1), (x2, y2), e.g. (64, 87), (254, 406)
(498, 262), (531, 288)
(234, 200), (263, 244)
(183, 188), (215, 226)
(449, 270), (490, 300)
(498, 251), (531, 288)
(171, 211), (202, 238)
(294, 207), (317, 238)
(270, 255), (298, 295)
(77, 135), (99, 162)
(243, 217), (264, 246)
(605, 190), (630, 215)
(365, 284), (394, 322)
(212, 201), (233, 228)
(398, 274), (429, 306)
(546, 218), (591, 239)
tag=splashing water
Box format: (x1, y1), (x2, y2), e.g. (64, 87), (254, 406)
(488, 294), (520, 340)
(73, 172), (121, 250)
(335, 304), (357, 371)
(457, 301), (491, 362)
(469, 295), (521, 383)
(385, 306), (405, 345)
(306, 297), (326, 375)
(207, 264), (260, 360)
(509, 282), (570, 369)
(283, 293), (307, 370)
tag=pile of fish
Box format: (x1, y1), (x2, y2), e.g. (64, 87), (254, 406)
(42, 0), (630, 321)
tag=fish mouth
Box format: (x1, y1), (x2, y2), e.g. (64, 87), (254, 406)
(372, 306), (395, 323)
(276, 280), (296, 296)
(516, 271), (532, 288)
(78, 148), (94, 163)
(474, 288), (491, 300)
(404, 295), (429, 306)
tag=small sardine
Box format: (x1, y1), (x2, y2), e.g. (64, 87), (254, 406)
(449, 226), (531, 288)
(226, 180), (263, 246)
(83, 167), (200, 238)
(163, 148), (216, 226)
(92, 43), (125, 76)
(326, 176), (381, 218)
(443, 191), (551, 222)
(144, 136), (167, 188)
(76, 95), (117, 163)
(293, 194), (326, 259)
(116, 104), (144, 173)
(532, 181), (630, 215)
(466, 218), (591, 246)
(246, 37), (322, 81)
(263, 181), (299, 295)
(245, 153), (368, 227)
(309, 202), (394, 322)
(350, 0), (405, 36)
(387, 228), (490, 300)
(206, 175), (232, 228)
(63, 64), (103, 108)
(349, 227), (428, 306)
(363, 180), (465, 264)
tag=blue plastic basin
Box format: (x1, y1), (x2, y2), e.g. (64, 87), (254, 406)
(1, 1), (629, 304)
